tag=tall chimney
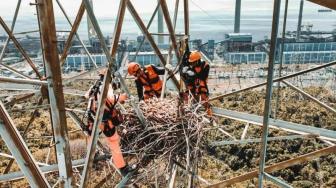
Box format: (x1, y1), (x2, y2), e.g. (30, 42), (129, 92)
(158, 2), (164, 45)
(234, 0), (241, 33)
(296, 0), (304, 41)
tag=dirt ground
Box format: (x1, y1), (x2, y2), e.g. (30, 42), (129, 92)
(202, 86), (336, 187)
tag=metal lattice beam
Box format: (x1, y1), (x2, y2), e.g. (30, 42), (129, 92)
(0, 17), (42, 79)
(36, 0), (73, 186)
(210, 60), (336, 102)
(282, 80), (336, 114)
(3, 97), (44, 174)
(308, 0), (336, 10)
(0, 0), (21, 61)
(159, 0), (181, 61)
(0, 101), (50, 187)
(131, 2), (160, 62)
(0, 159), (85, 183)
(207, 145), (336, 187)
(184, 0), (189, 36)
(57, 1), (97, 68)
(80, 0), (129, 186)
(0, 0), (335, 187)
(258, 0), (281, 186)
(127, 0), (181, 90)
(4, 92), (36, 106)
(0, 77), (47, 85)
(211, 134), (317, 146)
(212, 108), (336, 141)
(0, 0), (32, 79)
(161, 0), (180, 99)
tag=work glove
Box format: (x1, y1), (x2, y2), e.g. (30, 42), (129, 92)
(181, 66), (189, 74)
(186, 70), (195, 77)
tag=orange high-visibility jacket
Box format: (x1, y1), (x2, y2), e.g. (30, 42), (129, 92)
(187, 61), (210, 95)
(135, 64), (165, 100)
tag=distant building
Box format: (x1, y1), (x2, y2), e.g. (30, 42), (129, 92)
(206, 40), (215, 60)
(281, 42), (336, 64)
(89, 37), (111, 53)
(64, 54), (105, 71)
(136, 35), (152, 52)
(127, 40), (137, 52)
(191, 39), (202, 50)
(222, 33), (253, 52)
(129, 51), (170, 67)
(189, 39), (215, 61)
(0, 35), (7, 42)
(221, 32), (336, 64)
(224, 52), (267, 64)
(5, 36), (41, 57)
(64, 51), (171, 71)
(220, 33), (266, 64)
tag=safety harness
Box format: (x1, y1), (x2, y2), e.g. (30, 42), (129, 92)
(85, 78), (123, 137)
(138, 65), (162, 98)
(181, 61), (209, 95)
(192, 61), (209, 96)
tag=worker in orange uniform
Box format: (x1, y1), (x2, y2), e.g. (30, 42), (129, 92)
(127, 62), (165, 100)
(84, 69), (135, 176)
(181, 51), (212, 116)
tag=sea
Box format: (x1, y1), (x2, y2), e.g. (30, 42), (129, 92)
(1, 7), (335, 42)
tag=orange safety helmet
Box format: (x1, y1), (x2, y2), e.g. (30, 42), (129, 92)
(188, 51), (201, 63)
(127, 62), (140, 76)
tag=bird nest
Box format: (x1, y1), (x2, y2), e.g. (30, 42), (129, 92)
(118, 97), (209, 180)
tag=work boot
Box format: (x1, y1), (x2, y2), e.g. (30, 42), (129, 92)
(119, 164), (137, 177)
(93, 152), (111, 163)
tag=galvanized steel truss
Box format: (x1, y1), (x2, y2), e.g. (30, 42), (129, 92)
(0, 0), (335, 187)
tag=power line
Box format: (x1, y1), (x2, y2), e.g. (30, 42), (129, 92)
(189, 0), (230, 29)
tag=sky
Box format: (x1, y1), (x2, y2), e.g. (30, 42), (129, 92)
(0, 0), (324, 19)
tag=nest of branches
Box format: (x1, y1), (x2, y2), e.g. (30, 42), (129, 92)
(119, 98), (209, 172)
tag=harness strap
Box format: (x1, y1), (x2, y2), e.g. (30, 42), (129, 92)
(106, 94), (119, 111)
(139, 68), (161, 95)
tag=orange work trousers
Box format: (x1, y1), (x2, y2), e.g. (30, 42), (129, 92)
(105, 132), (126, 169)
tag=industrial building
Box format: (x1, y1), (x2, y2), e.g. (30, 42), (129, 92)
(221, 33), (267, 64)
(64, 51), (170, 71)
(282, 42), (336, 64)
